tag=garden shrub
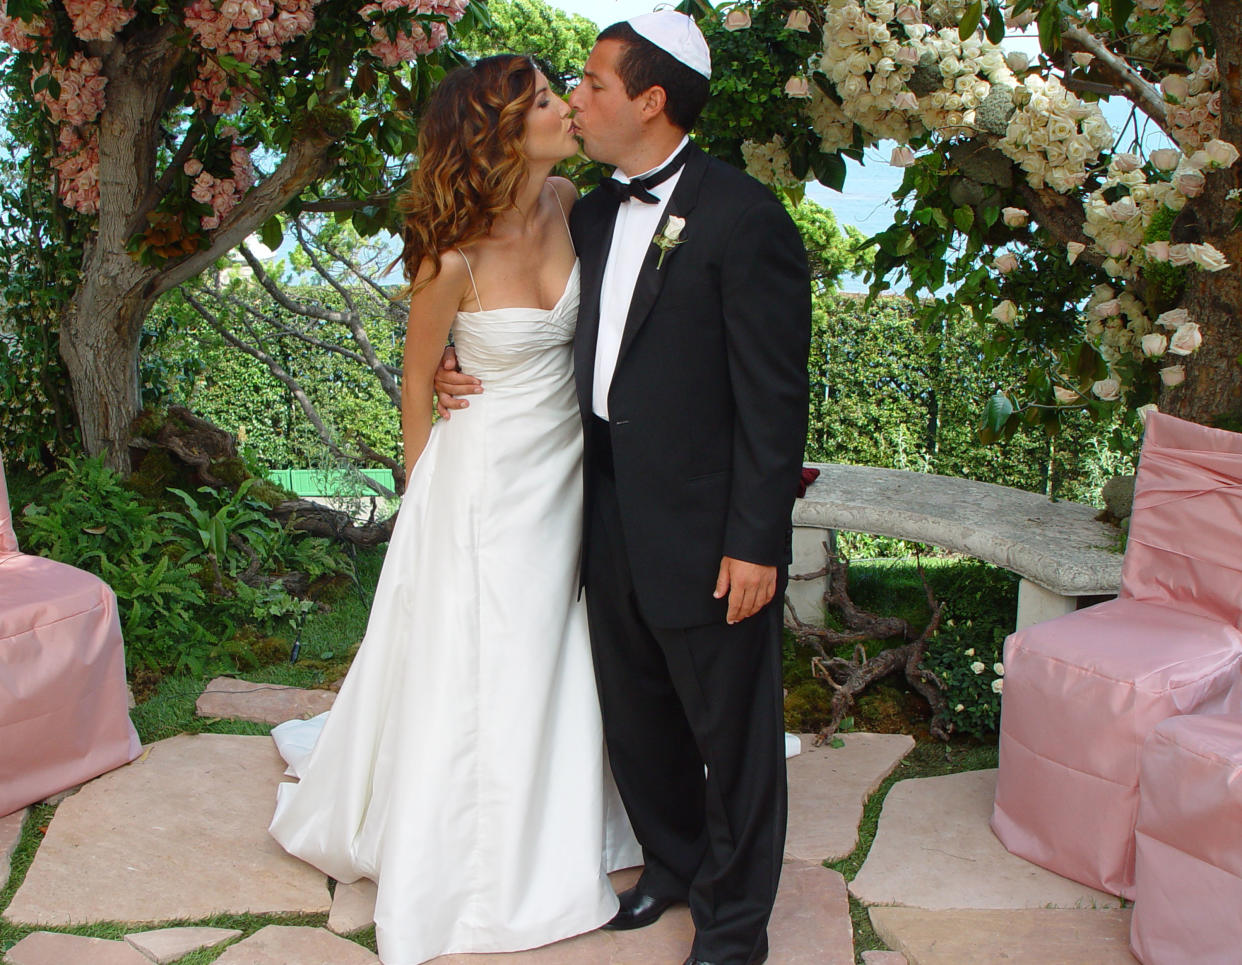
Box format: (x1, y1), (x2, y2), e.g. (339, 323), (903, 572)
(16, 456), (352, 676)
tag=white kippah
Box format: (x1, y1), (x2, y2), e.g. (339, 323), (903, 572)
(626, 11), (712, 79)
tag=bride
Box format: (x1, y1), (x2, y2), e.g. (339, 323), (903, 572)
(268, 54), (639, 965)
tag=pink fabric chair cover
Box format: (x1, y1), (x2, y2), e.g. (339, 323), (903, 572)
(1130, 714), (1242, 965)
(991, 412), (1242, 898)
(0, 454), (141, 817)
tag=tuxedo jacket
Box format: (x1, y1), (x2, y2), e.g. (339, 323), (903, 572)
(571, 143), (812, 629)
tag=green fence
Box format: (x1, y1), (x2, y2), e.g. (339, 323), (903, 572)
(268, 468), (396, 498)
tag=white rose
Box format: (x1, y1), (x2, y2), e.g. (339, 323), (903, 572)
(1137, 403), (1159, 423)
(1005, 51), (1028, 73)
(1189, 243), (1230, 271)
(971, 661), (986, 674)
(1160, 364), (1186, 386)
(1162, 74), (1190, 100)
(1093, 298), (1122, 318)
(1150, 148), (1181, 171)
(662, 215), (685, 242)
(1144, 241), (1171, 261)
(1168, 244), (1195, 266)
(1176, 171), (1206, 197)
(1168, 322), (1203, 355)
(1109, 198), (1140, 222)
(1141, 333), (1169, 356)
(955, 703), (965, 712)
(993, 662), (1005, 676)
(1092, 378), (1121, 401)
(1053, 385), (1079, 404)
(1002, 206), (1029, 227)
(723, 8), (751, 30)
(784, 9), (811, 31)
(992, 678), (1004, 694)
(889, 145), (916, 167)
(1168, 25), (1195, 52)
(893, 90), (919, 110)
(993, 253), (1019, 274)
(1203, 138), (1241, 168)
(1112, 152), (1141, 172)
(964, 648), (975, 656)
(1071, 52), (1094, 67)
(1155, 308), (1189, 329)
(991, 300), (1019, 326)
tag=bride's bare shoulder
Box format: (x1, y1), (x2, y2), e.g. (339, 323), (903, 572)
(547, 176), (579, 212)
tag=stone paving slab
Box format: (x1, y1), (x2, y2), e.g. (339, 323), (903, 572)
(1, 808), (24, 892)
(124, 926), (242, 963)
(862, 952), (908, 965)
(212, 925), (379, 964)
(3, 734), (330, 926)
(196, 676), (336, 725)
(4, 932), (151, 965)
(849, 769), (1121, 911)
(329, 878), (380, 935)
(326, 863), (852, 964)
(785, 733), (914, 862)
(869, 907), (1138, 964)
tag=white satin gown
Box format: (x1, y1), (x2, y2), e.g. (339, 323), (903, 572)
(268, 260), (641, 965)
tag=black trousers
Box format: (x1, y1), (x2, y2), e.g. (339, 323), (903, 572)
(585, 452), (788, 965)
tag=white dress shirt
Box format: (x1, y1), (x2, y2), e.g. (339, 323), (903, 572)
(592, 136), (689, 419)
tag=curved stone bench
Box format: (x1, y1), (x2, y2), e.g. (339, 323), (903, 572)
(790, 463), (1124, 631)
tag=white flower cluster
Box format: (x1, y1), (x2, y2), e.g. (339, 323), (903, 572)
(806, 85), (870, 154)
(1080, 154), (1182, 280)
(909, 26), (1012, 133)
(819, 0), (922, 143)
(1164, 55), (1220, 151)
(1082, 283), (1154, 370)
(998, 75), (1112, 192)
(740, 135), (800, 189)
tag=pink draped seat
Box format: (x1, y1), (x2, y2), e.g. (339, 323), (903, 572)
(0, 454), (140, 817)
(991, 412), (1242, 898)
(1130, 714), (1242, 964)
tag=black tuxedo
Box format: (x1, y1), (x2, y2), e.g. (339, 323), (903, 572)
(571, 143), (811, 965)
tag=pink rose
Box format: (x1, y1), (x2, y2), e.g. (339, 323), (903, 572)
(1160, 365), (1186, 387)
(1168, 322), (1203, 355)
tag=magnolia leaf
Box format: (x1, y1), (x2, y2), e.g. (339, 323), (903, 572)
(1109, 0), (1135, 36)
(953, 206), (975, 232)
(959, 0), (983, 40)
(985, 6), (1005, 44)
(1037, 0), (1062, 53)
(982, 392), (1014, 436)
(259, 216), (283, 252)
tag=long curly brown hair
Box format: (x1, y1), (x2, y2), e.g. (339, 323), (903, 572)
(396, 55), (539, 290)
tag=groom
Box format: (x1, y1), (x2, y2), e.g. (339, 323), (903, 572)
(440, 14), (810, 965)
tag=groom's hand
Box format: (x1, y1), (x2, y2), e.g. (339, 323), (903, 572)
(434, 346), (483, 419)
(714, 557), (777, 625)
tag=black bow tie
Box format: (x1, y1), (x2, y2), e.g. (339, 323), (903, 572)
(600, 145), (691, 204)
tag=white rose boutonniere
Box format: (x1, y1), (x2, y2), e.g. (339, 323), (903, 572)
(653, 214), (686, 269)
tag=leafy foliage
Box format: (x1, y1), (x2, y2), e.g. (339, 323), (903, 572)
(808, 293), (1139, 501)
(15, 456), (352, 675)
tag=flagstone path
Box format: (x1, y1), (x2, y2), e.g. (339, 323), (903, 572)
(0, 679), (1140, 964)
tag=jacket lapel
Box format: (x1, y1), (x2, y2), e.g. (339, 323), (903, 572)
(612, 145), (709, 372)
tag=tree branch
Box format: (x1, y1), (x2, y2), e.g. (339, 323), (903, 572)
(299, 192), (396, 212)
(1061, 25), (1169, 132)
(181, 287), (396, 499)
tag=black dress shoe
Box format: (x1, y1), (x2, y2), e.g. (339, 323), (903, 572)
(602, 886), (679, 930)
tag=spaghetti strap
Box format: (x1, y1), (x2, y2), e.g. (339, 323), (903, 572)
(550, 184), (575, 254)
(457, 248), (483, 312)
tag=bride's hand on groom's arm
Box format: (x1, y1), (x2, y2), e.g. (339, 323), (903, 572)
(713, 557), (778, 625)
(434, 346), (483, 420)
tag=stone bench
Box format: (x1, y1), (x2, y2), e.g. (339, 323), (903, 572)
(790, 463), (1124, 632)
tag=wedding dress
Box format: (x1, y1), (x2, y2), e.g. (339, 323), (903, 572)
(268, 257), (641, 965)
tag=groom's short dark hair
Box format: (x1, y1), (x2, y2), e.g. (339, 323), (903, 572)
(597, 22), (710, 132)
